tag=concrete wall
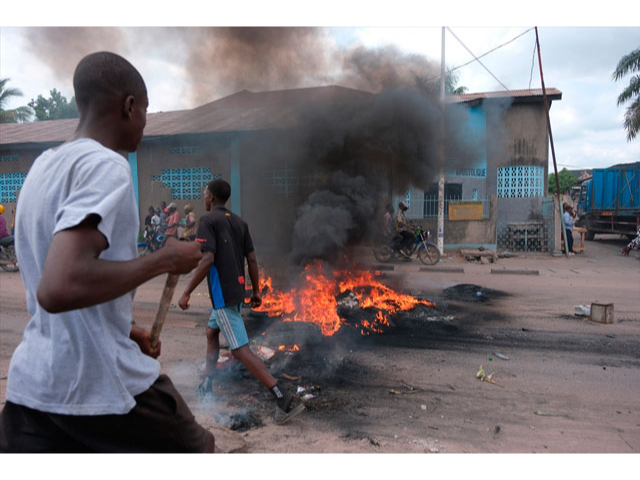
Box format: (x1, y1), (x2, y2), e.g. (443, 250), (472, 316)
(134, 133), (234, 227)
(415, 195), (498, 249)
(0, 143), (61, 218)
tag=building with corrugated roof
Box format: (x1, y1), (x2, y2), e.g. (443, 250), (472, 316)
(0, 85), (562, 252)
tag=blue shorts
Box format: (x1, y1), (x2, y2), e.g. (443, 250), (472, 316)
(207, 303), (248, 350)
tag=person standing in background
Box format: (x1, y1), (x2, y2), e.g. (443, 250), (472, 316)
(165, 202), (181, 238)
(563, 203), (577, 255)
(183, 204), (197, 241)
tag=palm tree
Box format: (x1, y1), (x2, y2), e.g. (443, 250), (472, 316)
(414, 68), (468, 96)
(445, 69), (468, 95)
(0, 78), (32, 123)
(613, 47), (640, 141)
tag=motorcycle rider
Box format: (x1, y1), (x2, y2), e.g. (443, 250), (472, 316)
(0, 205), (14, 247)
(394, 201), (414, 258)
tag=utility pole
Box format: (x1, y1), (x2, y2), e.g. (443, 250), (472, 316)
(437, 27), (446, 254)
(535, 27), (568, 257)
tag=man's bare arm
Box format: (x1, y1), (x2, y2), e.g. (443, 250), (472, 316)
(246, 251), (261, 308)
(178, 251), (214, 310)
(37, 215), (202, 313)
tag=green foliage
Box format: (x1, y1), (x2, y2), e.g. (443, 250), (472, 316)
(548, 168), (576, 194)
(613, 46), (640, 141)
(0, 78), (32, 123)
(414, 68), (468, 96)
(28, 89), (79, 121)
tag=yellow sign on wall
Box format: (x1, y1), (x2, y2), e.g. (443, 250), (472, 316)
(449, 202), (483, 221)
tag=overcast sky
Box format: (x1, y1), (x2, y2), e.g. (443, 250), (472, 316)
(2, 2), (639, 172)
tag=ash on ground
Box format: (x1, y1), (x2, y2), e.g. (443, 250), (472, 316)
(442, 284), (508, 303)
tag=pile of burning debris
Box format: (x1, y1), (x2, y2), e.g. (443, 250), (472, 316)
(250, 259), (438, 338)
(203, 267), (505, 433)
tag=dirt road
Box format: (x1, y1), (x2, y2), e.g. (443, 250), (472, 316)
(1, 234), (639, 454)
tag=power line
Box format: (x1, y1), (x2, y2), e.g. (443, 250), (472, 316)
(446, 27), (510, 91)
(529, 38), (537, 89)
(449, 27), (534, 75)
(424, 27), (534, 87)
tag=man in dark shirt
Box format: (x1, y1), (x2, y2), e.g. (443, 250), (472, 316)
(178, 179), (304, 425)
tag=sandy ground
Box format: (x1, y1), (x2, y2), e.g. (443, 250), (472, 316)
(1, 233), (639, 461)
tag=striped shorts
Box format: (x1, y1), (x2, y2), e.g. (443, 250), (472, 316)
(207, 303), (248, 350)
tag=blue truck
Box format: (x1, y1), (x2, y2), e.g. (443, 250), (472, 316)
(576, 163), (640, 240)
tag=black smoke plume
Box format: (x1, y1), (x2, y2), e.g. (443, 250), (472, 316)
(21, 27), (484, 265)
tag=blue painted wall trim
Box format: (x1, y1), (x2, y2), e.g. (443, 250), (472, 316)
(128, 152), (139, 209)
(230, 137), (241, 216)
(446, 105), (487, 178)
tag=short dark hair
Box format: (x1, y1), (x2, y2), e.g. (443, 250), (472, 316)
(73, 51), (147, 111)
(207, 179), (231, 203)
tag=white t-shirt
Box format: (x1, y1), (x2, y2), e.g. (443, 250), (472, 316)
(8, 138), (160, 415)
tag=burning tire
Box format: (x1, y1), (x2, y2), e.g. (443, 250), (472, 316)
(261, 321), (324, 349)
(417, 244), (440, 266)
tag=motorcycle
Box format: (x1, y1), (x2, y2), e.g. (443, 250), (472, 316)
(373, 225), (441, 266)
(137, 227), (166, 257)
(0, 238), (19, 272)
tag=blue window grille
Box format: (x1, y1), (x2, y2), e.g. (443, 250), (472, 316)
(497, 166), (544, 198)
(0, 155), (19, 162)
(0, 172), (27, 203)
(152, 168), (221, 200)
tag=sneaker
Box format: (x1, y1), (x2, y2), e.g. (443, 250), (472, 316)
(274, 403), (306, 425)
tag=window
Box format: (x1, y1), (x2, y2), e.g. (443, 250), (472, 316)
(423, 183), (462, 218)
(0, 172), (27, 203)
(497, 166), (544, 198)
(152, 168), (221, 200)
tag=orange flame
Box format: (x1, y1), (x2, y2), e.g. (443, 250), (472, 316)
(253, 260), (435, 336)
(277, 344), (300, 352)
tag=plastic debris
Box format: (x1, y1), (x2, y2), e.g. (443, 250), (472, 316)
(575, 305), (590, 317)
(476, 365), (504, 387)
(492, 351), (510, 361)
(251, 345), (275, 361)
(302, 393), (315, 401)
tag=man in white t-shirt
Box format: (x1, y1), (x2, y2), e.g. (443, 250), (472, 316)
(0, 52), (214, 453)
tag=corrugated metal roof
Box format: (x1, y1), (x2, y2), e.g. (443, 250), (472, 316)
(0, 86), (561, 146)
(449, 88), (562, 103)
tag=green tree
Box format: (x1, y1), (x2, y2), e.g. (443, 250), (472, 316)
(415, 68), (468, 96)
(613, 46), (640, 141)
(28, 88), (79, 121)
(548, 168), (576, 195)
(0, 78), (32, 123)
(444, 69), (468, 95)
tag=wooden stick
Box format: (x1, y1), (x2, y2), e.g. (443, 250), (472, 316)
(149, 274), (180, 349)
